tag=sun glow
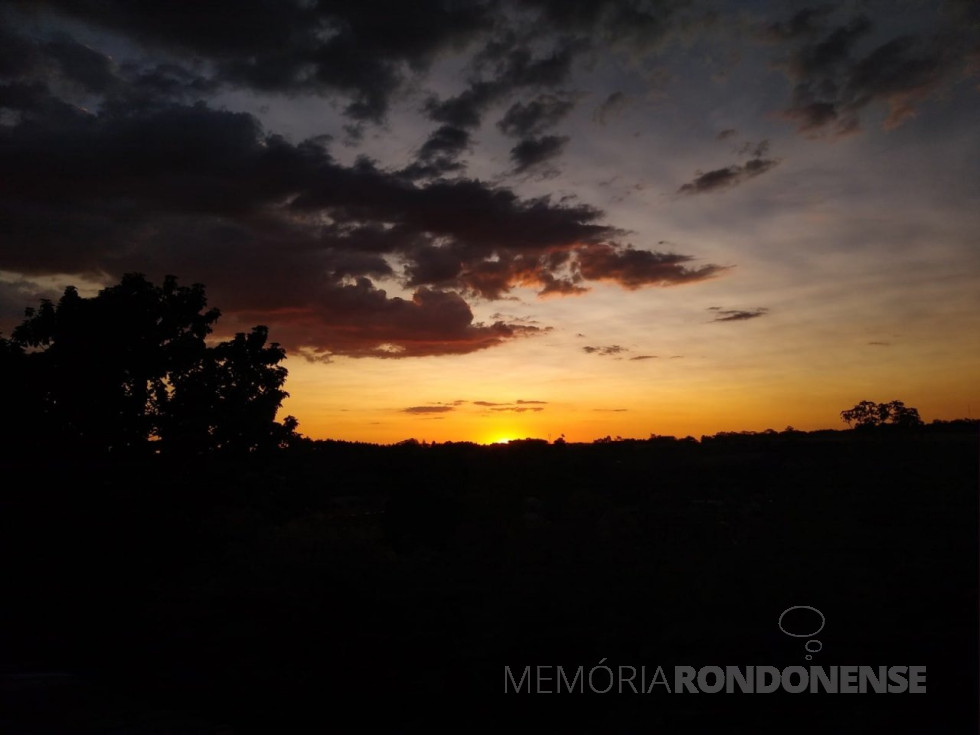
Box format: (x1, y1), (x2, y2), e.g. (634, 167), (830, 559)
(482, 430), (521, 445)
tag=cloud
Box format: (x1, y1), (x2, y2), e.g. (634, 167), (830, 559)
(593, 408), (628, 412)
(518, 0), (683, 54)
(0, 275), (62, 329)
(406, 0), (686, 167)
(417, 125), (471, 162)
(403, 405), (455, 414)
(419, 36), (585, 144)
(767, 9), (980, 136)
(498, 94), (576, 137)
(18, 0), (495, 122)
(678, 143), (781, 194)
(575, 244), (728, 288)
(716, 128), (737, 140)
(402, 125), (473, 179)
(709, 307), (769, 322)
(0, 85), (630, 355)
(593, 91), (629, 126)
(473, 399), (548, 411)
(583, 345), (627, 356)
(510, 134), (570, 172)
(257, 280), (546, 359)
(868, 341), (891, 346)
(756, 6), (835, 43)
(629, 354), (658, 360)
(0, 3), (735, 359)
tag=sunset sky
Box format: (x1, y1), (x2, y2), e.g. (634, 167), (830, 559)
(2, 0), (978, 443)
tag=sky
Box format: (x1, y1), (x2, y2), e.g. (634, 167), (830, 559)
(1, 0), (978, 444)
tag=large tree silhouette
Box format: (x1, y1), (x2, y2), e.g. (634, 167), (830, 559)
(1, 273), (297, 456)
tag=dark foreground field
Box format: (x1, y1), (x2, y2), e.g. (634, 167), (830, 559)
(3, 427), (977, 733)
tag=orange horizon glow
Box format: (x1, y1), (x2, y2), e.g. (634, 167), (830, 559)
(280, 363), (979, 445)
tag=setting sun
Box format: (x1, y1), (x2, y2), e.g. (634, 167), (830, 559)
(1, 0), (978, 445)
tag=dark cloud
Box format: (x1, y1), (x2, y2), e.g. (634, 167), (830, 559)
(516, 399), (547, 404)
(593, 408), (628, 412)
(11, 5), (631, 117)
(0, 2), (734, 359)
(0, 24), (218, 121)
(0, 276), (62, 329)
(0, 91), (579, 356)
(498, 94), (576, 137)
(593, 91), (629, 126)
(709, 307), (769, 322)
(10, 0), (695, 136)
(868, 341), (891, 346)
(405, 224), (723, 300)
(254, 279), (546, 360)
(629, 354), (658, 360)
(490, 406), (544, 413)
(16, 0), (495, 122)
(536, 271), (589, 296)
(411, 0), (685, 162)
(418, 125), (471, 161)
(1, 75), (724, 332)
(0, 26), (115, 95)
(403, 405), (455, 414)
(510, 134), (569, 172)
(473, 35), (586, 90)
(42, 34), (118, 93)
(516, 0), (683, 52)
(576, 244), (728, 288)
(757, 6), (834, 43)
(789, 13), (872, 77)
(402, 125), (472, 179)
(770, 9), (980, 136)
(422, 36), (585, 138)
(425, 81), (499, 130)
(740, 140), (770, 158)
(678, 144), (781, 194)
(583, 345), (627, 356)
(716, 128), (737, 140)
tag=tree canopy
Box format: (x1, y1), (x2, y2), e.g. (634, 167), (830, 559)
(0, 273), (298, 457)
(840, 400), (923, 430)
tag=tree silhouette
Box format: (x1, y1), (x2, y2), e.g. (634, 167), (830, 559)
(840, 400), (923, 430)
(2, 273), (297, 456)
(162, 325), (295, 454)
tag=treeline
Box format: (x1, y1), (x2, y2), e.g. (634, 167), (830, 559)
(4, 412), (976, 733)
(306, 417), (978, 451)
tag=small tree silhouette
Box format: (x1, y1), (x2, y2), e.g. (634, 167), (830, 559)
(840, 400), (923, 430)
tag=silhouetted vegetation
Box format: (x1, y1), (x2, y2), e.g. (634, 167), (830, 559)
(840, 400), (924, 430)
(0, 281), (976, 732)
(0, 273), (297, 458)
